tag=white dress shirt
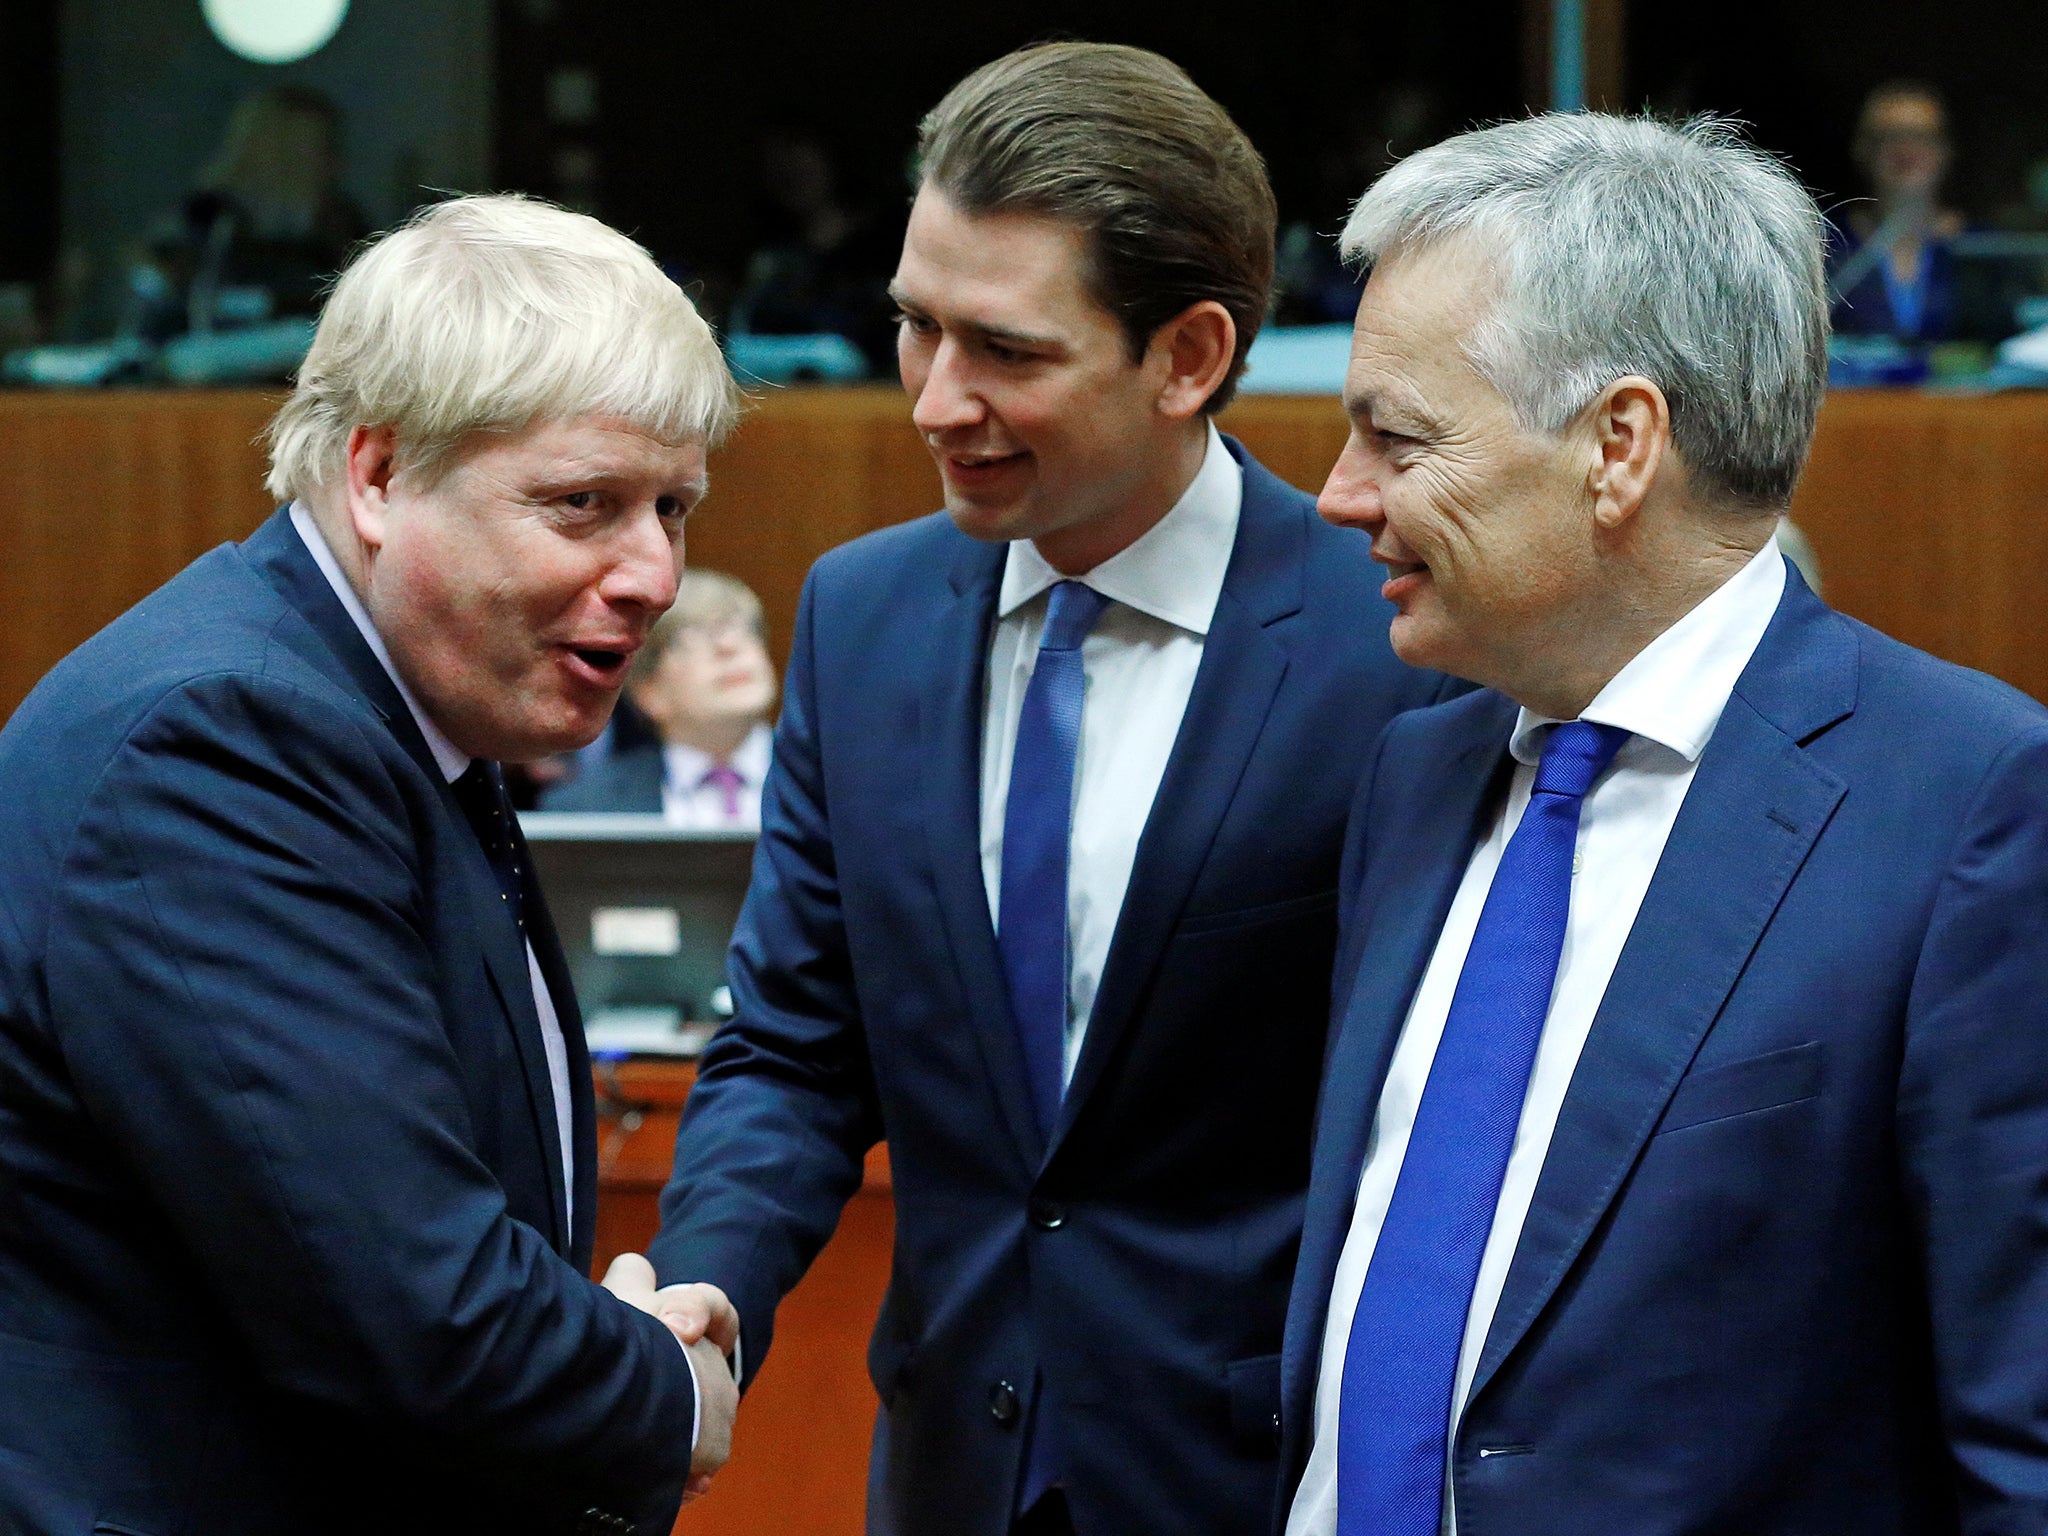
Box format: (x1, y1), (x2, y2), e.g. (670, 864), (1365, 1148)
(1286, 539), (1787, 1536)
(979, 421), (1241, 1086)
(660, 723), (772, 830)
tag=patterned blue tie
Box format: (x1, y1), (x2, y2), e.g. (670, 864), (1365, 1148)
(1337, 719), (1628, 1536)
(998, 579), (1111, 1139)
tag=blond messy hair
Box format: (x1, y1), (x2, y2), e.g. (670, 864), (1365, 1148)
(266, 193), (739, 502)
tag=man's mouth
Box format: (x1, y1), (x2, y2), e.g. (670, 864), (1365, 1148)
(562, 644), (635, 684)
(943, 448), (1029, 475)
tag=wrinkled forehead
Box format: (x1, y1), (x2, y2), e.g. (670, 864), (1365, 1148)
(1348, 238), (1504, 392)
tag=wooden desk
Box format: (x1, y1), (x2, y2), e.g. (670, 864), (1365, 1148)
(592, 1061), (890, 1536)
(5, 386), (2048, 716)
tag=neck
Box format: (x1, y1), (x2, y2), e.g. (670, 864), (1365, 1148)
(1030, 419), (1211, 576)
(665, 717), (756, 763)
(1505, 513), (1776, 721)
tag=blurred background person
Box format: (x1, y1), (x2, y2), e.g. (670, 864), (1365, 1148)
(726, 128), (900, 376)
(543, 569), (777, 826)
(1827, 80), (1965, 343)
(124, 85), (368, 344)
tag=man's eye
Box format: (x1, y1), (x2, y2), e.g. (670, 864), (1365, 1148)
(656, 495), (685, 520)
(562, 491), (597, 510)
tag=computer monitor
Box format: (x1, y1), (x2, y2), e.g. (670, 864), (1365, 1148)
(519, 813), (755, 1056)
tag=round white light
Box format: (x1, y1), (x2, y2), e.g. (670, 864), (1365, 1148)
(201, 0), (350, 64)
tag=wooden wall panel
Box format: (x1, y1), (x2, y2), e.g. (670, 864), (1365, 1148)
(591, 1063), (891, 1536)
(0, 390), (277, 712)
(5, 385), (2047, 713)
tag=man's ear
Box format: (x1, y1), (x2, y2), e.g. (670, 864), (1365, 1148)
(344, 425), (401, 554)
(1585, 376), (1671, 531)
(1150, 300), (1236, 422)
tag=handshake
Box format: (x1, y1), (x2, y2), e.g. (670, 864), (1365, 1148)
(602, 1253), (742, 1503)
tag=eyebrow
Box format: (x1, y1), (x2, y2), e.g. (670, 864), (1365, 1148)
(887, 285), (1062, 351)
(1344, 386), (1432, 433)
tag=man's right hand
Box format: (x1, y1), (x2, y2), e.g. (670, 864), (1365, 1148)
(600, 1254), (739, 1496)
(685, 1334), (737, 1485)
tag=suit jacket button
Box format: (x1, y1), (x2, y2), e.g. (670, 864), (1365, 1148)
(1028, 1197), (1066, 1230)
(989, 1379), (1021, 1425)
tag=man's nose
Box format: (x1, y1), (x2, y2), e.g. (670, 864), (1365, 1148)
(1318, 437), (1385, 532)
(910, 338), (984, 436)
(603, 503), (682, 613)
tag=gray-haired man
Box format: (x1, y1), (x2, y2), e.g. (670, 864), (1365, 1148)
(1279, 114), (2048, 1536)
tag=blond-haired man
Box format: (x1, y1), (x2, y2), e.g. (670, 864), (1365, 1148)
(0, 194), (738, 1535)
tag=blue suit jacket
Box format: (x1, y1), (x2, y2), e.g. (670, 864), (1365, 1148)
(0, 510), (697, 1535)
(1278, 564), (2048, 1534)
(649, 441), (1453, 1536)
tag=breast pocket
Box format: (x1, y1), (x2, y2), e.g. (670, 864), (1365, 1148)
(1655, 1041), (1823, 1136)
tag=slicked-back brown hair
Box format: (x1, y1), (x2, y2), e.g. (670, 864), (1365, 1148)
(916, 41), (1277, 413)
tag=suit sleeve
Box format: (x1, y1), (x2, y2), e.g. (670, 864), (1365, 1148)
(1897, 725), (2048, 1528)
(648, 568), (883, 1380)
(45, 673), (696, 1533)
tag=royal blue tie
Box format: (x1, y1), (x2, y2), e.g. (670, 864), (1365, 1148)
(998, 579), (1112, 1140)
(1337, 719), (1628, 1536)
(997, 579), (1110, 1519)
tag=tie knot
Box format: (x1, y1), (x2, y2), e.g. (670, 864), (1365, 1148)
(700, 762), (744, 792)
(1039, 580), (1111, 652)
(452, 761), (504, 824)
(1532, 720), (1629, 800)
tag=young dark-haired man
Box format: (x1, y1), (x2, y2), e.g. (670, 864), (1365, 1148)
(645, 42), (1453, 1536)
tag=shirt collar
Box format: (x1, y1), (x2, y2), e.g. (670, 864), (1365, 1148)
(663, 722), (772, 789)
(995, 419), (1243, 636)
(289, 502), (471, 784)
(1509, 537), (1788, 767)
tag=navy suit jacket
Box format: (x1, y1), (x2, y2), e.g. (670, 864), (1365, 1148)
(1278, 564), (2048, 1535)
(0, 510), (697, 1535)
(649, 441), (1453, 1536)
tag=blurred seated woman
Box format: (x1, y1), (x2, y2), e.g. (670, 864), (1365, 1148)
(127, 85), (368, 342)
(542, 571), (776, 826)
(1827, 81), (1964, 343)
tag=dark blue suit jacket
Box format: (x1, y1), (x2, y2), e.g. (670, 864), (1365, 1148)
(650, 442), (1452, 1536)
(0, 510), (697, 1535)
(1278, 564), (2048, 1534)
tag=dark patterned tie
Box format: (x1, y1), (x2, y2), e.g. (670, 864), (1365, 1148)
(452, 760), (525, 936)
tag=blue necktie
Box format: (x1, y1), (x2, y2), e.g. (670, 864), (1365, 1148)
(998, 579), (1112, 1140)
(1337, 719), (1628, 1536)
(997, 579), (1109, 1518)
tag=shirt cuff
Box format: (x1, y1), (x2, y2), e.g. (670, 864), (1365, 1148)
(677, 1329), (702, 1451)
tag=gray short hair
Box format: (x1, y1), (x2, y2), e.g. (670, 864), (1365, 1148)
(1341, 114), (1827, 508)
(266, 193), (740, 503)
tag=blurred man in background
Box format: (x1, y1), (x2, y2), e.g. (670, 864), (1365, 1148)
(544, 569), (778, 825)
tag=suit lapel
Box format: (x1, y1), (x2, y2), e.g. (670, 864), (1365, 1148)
(247, 508), (576, 1255)
(1467, 572), (1856, 1407)
(1282, 698), (1516, 1420)
(921, 536), (1046, 1172)
(516, 823), (588, 1260)
(1052, 447), (1299, 1149)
